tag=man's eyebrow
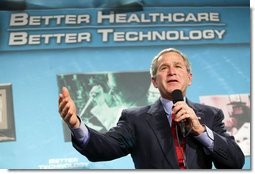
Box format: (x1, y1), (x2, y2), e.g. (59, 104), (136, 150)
(158, 62), (184, 67)
(173, 61), (183, 64)
(173, 61), (185, 66)
(158, 63), (168, 67)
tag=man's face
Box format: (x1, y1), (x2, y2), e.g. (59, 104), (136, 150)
(151, 52), (192, 99)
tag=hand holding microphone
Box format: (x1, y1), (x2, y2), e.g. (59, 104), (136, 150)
(172, 89), (205, 137)
(172, 89), (186, 137)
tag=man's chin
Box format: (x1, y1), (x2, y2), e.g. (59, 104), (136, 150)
(168, 88), (181, 93)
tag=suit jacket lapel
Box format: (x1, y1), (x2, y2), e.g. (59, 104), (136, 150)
(146, 99), (179, 168)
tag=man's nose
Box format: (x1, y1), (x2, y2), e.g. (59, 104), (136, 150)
(168, 66), (176, 75)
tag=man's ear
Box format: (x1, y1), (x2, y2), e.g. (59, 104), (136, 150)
(188, 73), (192, 86)
(151, 77), (158, 88)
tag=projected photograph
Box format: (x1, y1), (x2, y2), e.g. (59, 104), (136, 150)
(0, 84), (16, 142)
(199, 94), (250, 156)
(57, 71), (160, 141)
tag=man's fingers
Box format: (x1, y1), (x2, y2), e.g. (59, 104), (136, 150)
(61, 103), (70, 118)
(62, 87), (70, 98)
(58, 87), (71, 113)
(175, 112), (188, 122)
(59, 98), (68, 114)
(58, 93), (63, 104)
(173, 103), (192, 122)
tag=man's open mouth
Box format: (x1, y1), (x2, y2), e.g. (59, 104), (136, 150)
(167, 79), (178, 83)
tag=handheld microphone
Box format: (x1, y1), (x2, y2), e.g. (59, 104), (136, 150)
(172, 89), (186, 137)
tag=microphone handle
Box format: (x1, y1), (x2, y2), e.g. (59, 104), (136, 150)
(180, 120), (186, 137)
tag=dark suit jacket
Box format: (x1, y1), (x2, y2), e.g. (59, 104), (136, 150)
(72, 99), (245, 169)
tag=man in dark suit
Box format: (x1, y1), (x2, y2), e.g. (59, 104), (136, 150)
(58, 48), (244, 169)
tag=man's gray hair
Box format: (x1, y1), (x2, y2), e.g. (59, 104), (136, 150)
(150, 48), (192, 77)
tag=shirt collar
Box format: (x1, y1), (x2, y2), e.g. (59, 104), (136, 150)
(160, 97), (173, 115)
(160, 96), (186, 115)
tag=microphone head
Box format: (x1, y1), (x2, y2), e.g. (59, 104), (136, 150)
(172, 89), (183, 103)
